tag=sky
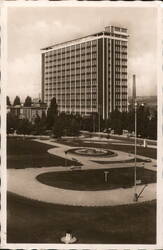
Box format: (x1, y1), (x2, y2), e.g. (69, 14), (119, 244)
(7, 4), (157, 102)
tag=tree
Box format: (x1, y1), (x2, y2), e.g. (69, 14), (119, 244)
(13, 96), (21, 106)
(24, 96), (32, 107)
(40, 111), (47, 131)
(53, 116), (64, 138)
(33, 112), (47, 135)
(147, 111), (157, 140)
(137, 105), (150, 138)
(126, 109), (135, 133)
(46, 97), (58, 129)
(110, 109), (123, 134)
(17, 118), (33, 135)
(7, 96), (11, 106)
(121, 111), (128, 131)
(7, 112), (19, 134)
(70, 117), (80, 136)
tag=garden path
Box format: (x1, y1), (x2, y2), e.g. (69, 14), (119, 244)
(7, 139), (156, 206)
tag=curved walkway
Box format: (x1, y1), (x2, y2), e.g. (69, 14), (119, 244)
(7, 139), (156, 207)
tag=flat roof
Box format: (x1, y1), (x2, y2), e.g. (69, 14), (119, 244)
(41, 26), (128, 52)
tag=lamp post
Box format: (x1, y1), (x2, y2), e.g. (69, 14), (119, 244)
(133, 74), (138, 202)
(134, 101), (138, 201)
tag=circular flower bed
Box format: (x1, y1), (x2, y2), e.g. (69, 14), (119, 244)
(67, 147), (116, 157)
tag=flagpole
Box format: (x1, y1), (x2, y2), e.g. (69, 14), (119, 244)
(133, 74), (138, 202)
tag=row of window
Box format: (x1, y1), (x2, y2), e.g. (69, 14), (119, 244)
(45, 88), (97, 94)
(44, 78), (127, 85)
(115, 40), (127, 45)
(115, 54), (127, 59)
(115, 62), (127, 66)
(45, 88), (97, 92)
(45, 55), (97, 65)
(56, 105), (98, 110)
(44, 39), (127, 58)
(114, 33), (128, 39)
(45, 42), (98, 57)
(45, 50), (97, 61)
(45, 74), (97, 80)
(51, 60), (128, 70)
(45, 80), (97, 85)
(114, 27), (127, 33)
(45, 60), (98, 69)
(45, 65), (98, 73)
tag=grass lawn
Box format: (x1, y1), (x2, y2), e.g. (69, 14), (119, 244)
(37, 167), (156, 191)
(7, 137), (156, 244)
(7, 137), (81, 169)
(7, 192), (156, 244)
(93, 157), (151, 164)
(57, 138), (157, 159)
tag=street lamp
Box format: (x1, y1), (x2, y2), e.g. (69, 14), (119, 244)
(134, 101), (138, 202)
(133, 74), (138, 202)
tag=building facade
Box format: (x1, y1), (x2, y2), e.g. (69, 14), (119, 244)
(41, 25), (128, 119)
(8, 102), (47, 123)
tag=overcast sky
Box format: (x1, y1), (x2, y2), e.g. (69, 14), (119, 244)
(7, 5), (157, 102)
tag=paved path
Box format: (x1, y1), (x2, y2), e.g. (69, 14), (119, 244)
(7, 139), (156, 207)
(80, 136), (157, 149)
(37, 139), (157, 171)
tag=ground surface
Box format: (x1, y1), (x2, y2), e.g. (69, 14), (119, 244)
(37, 167), (156, 191)
(7, 137), (81, 168)
(8, 139), (156, 206)
(7, 136), (157, 244)
(57, 138), (157, 159)
(7, 192), (156, 244)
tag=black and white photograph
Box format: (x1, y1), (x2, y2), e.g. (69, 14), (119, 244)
(1, 1), (163, 248)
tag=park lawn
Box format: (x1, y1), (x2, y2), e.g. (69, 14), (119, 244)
(7, 137), (81, 169)
(7, 192), (156, 244)
(57, 138), (157, 159)
(93, 157), (152, 164)
(37, 167), (156, 191)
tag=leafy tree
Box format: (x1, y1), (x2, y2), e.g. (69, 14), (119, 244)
(17, 118), (33, 135)
(137, 105), (149, 138)
(40, 111), (47, 130)
(7, 96), (11, 106)
(46, 97), (58, 129)
(126, 109), (135, 133)
(121, 112), (128, 131)
(147, 111), (157, 140)
(70, 117), (80, 136)
(24, 96), (32, 107)
(53, 116), (64, 138)
(7, 112), (19, 134)
(33, 112), (47, 135)
(13, 96), (21, 106)
(33, 113), (41, 134)
(52, 113), (80, 138)
(110, 109), (123, 134)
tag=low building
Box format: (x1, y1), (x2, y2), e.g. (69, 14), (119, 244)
(8, 101), (47, 123)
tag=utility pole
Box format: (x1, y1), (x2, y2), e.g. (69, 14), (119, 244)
(133, 74), (138, 201)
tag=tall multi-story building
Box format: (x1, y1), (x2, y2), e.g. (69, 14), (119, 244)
(41, 25), (128, 119)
